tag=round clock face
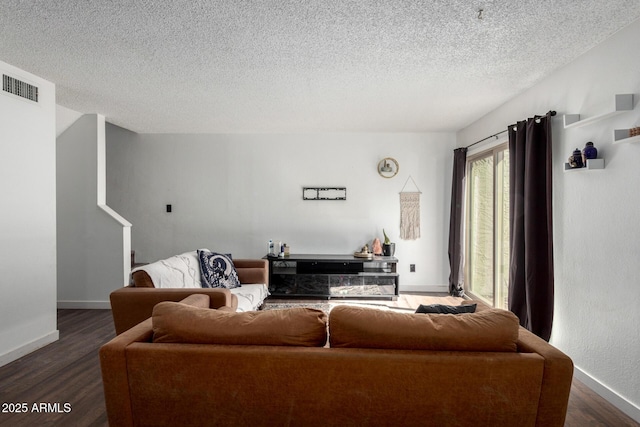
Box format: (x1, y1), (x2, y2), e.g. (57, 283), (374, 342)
(378, 157), (399, 178)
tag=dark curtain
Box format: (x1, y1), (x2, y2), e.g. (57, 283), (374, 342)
(448, 147), (467, 297)
(508, 113), (554, 341)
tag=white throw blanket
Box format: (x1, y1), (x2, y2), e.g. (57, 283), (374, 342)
(231, 284), (270, 312)
(132, 250), (270, 311)
(132, 251), (202, 288)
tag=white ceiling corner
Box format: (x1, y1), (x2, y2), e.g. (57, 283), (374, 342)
(1, 1), (639, 134)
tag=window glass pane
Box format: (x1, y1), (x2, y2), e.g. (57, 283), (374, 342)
(495, 149), (510, 309)
(467, 155), (494, 303)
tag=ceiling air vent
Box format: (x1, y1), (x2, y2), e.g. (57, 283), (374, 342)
(2, 74), (39, 102)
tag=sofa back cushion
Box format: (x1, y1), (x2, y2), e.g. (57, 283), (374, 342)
(329, 306), (519, 352)
(152, 303), (328, 347)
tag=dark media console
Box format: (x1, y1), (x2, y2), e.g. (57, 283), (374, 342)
(263, 254), (399, 300)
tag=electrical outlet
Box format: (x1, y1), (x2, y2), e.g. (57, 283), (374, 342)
(166, 204), (172, 213)
(410, 264), (415, 272)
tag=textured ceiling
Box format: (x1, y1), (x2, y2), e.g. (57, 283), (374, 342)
(1, 1), (640, 133)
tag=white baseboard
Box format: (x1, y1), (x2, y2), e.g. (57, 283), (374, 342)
(57, 300), (111, 309)
(574, 366), (640, 423)
(0, 330), (59, 368)
(399, 284), (449, 293)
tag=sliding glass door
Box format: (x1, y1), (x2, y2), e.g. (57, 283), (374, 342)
(465, 144), (509, 309)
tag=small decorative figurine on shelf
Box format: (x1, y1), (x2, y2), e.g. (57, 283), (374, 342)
(568, 148), (584, 168)
(372, 238), (382, 255)
(582, 142), (598, 163)
(354, 244), (373, 258)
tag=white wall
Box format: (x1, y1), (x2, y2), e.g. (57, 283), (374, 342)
(106, 129), (456, 291)
(458, 20), (640, 422)
(57, 114), (131, 308)
(0, 60), (58, 366)
(56, 104), (83, 137)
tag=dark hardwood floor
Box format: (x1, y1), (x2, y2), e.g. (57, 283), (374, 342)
(0, 306), (637, 426)
(0, 309), (113, 427)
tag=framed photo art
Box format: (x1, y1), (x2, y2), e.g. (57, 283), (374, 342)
(302, 187), (346, 200)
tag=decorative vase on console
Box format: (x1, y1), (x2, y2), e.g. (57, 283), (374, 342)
(383, 243), (396, 257)
(582, 142), (598, 164)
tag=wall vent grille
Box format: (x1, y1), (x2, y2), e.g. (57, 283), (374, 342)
(2, 74), (39, 102)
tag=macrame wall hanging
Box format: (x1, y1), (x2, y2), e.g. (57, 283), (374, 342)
(399, 176), (421, 240)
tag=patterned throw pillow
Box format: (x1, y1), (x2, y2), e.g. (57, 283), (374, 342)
(197, 250), (241, 289)
(414, 303), (477, 314)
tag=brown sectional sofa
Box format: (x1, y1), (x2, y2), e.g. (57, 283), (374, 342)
(110, 258), (268, 335)
(100, 296), (574, 427)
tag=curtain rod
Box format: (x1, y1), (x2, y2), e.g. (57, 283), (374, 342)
(464, 110), (556, 149)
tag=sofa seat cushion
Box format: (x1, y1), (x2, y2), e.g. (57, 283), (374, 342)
(152, 302), (328, 346)
(329, 306), (519, 352)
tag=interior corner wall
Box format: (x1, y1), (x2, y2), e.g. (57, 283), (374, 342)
(56, 104), (83, 137)
(57, 114), (131, 308)
(0, 60), (58, 367)
(105, 128), (456, 291)
(457, 20), (640, 421)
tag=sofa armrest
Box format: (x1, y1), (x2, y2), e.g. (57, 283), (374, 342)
(131, 270), (154, 287)
(234, 259), (268, 284)
(517, 328), (574, 427)
(101, 293), (223, 426)
(464, 299), (573, 427)
(100, 318), (154, 427)
(109, 287), (238, 335)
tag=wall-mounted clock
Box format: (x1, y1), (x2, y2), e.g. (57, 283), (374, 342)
(378, 157), (399, 178)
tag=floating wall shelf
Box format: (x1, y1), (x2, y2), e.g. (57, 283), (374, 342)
(613, 129), (640, 145)
(564, 158), (605, 171)
(563, 94), (634, 129)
